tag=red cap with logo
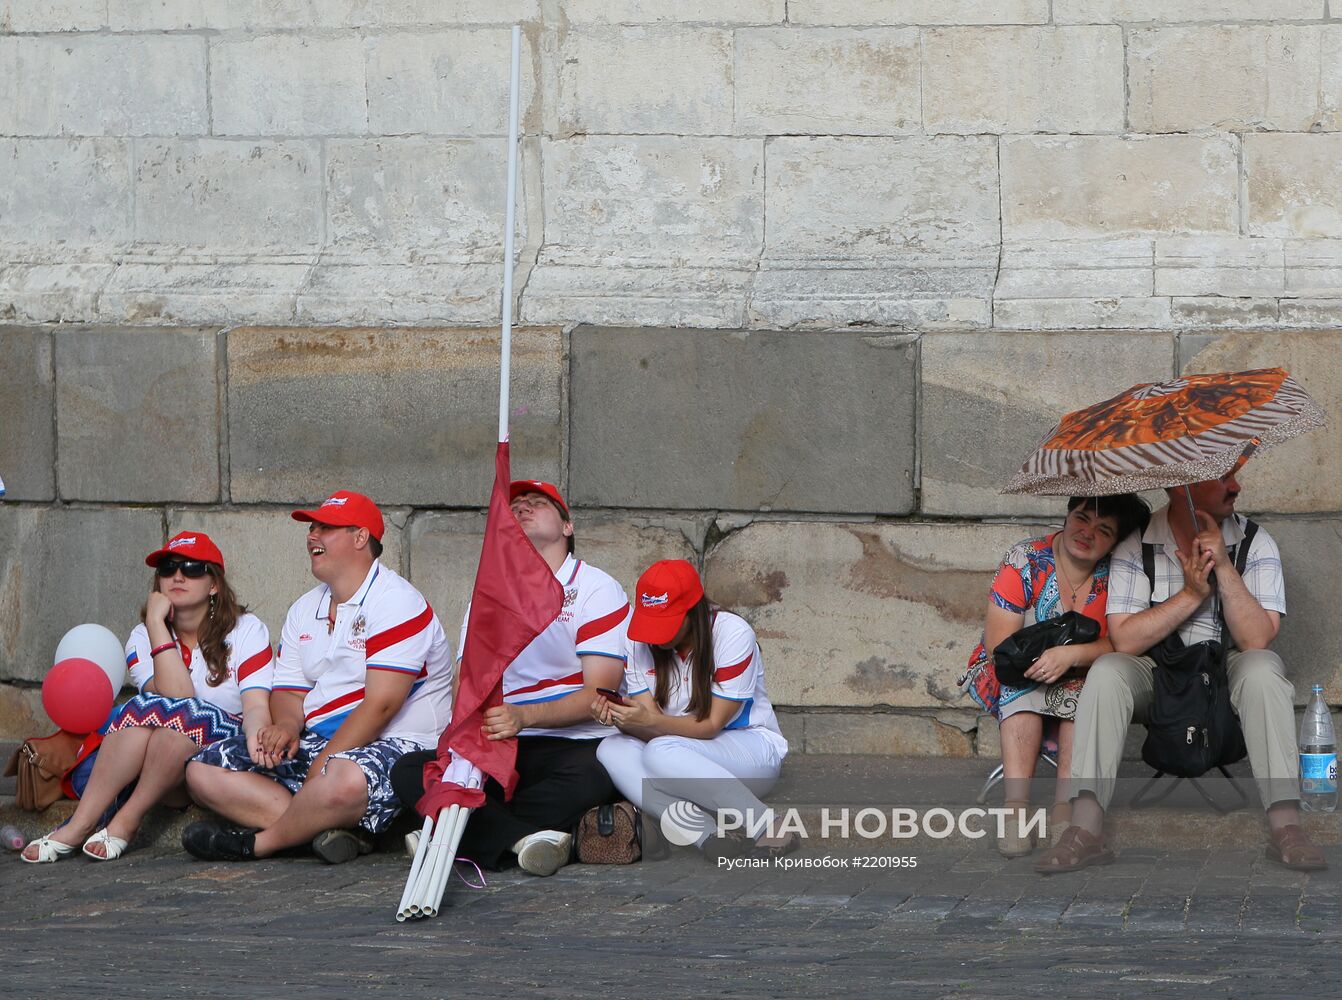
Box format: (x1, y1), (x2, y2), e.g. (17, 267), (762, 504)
(291, 490), (385, 541)
(144, 531), (226, 571)
(627, 559), (706, 645)
(509, 479), (570, 518)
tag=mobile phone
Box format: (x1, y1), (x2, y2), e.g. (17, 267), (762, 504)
(596, 687), (628, 706)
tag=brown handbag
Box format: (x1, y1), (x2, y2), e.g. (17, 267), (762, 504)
(575, 801), (641, 864)
(3, 731), (83, 811)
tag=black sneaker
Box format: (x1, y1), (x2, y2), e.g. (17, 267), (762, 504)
(181, 821), (258, 862)
(311, 827), (376, 864)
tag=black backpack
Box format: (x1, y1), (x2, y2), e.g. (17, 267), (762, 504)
(1138, 519), (1257, 779)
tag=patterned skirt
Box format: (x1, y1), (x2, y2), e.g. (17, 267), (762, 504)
(105, 693), (242, 748)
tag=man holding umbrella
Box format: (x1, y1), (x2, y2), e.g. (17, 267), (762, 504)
(1007, 369), (1329, 873)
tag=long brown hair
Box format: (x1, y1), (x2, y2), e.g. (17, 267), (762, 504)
(142, 566), (246, 687)
(651, 596), (717, 721)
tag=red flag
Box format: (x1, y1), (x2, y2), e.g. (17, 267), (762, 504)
(417, 442), (564, 816)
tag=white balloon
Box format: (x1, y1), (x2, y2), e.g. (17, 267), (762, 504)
(53, 623), (127, 693)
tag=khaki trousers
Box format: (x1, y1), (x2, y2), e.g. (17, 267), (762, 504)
(1071, 649), (1299, 811)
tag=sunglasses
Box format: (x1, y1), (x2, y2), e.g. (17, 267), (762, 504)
(155, 558), (211, 579)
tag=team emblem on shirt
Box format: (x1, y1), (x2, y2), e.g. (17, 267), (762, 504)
(563, 588), (578, 608)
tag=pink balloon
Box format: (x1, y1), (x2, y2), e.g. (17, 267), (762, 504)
(42, 658), (114, 735)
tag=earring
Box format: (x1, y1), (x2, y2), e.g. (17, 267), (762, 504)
(209, 593), (217, 620)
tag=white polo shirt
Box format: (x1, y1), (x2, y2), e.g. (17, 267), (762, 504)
(460, 554), (630, 740)
(125, 613), (273, 718)
(624, 610), (788, 757)
(273, 560), (454, 748)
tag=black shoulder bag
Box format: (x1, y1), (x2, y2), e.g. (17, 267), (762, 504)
(1138, 519), (1258, 779)
(992, 611), (1100, 689)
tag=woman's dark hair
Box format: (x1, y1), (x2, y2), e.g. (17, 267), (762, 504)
(1067, 493), (1150, 542)
(143, 565), (246, 687)
(651, 596), (716, 721)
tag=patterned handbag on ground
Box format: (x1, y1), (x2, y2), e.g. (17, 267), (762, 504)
(3, 730), (84, 811)
(575, 801), (641, 864)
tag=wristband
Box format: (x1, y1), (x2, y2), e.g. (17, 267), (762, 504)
(149, 641), (177, 658)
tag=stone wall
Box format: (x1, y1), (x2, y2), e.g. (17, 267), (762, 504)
(3, 3), (1341, 752)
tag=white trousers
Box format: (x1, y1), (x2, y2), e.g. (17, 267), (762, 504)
(596, 730), (785, 847)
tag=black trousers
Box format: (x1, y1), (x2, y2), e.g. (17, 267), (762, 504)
(390, 736), (616, 869)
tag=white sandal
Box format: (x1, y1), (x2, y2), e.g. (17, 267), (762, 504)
(82, 828), (130, 861)
(21, 834), (78, 864)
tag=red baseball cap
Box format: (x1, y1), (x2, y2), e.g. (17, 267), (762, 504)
(627, 560), (705, 645)
(145, 531), (226, 571)
(291, 490), (385, 541)
(509, 479), (569, 518)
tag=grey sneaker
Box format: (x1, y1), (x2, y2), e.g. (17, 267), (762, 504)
(312, 827), (376, 864)
(512, 830), (573, 877)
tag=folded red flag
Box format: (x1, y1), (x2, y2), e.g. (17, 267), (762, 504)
(417, 441), (564, 816)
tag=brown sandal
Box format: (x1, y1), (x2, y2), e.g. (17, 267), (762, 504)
(1033, 825), (1113, 874)
(1266, 824), (1328, 872)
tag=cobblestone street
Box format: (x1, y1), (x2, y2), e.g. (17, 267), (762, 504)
(4, 840), (1337, 999)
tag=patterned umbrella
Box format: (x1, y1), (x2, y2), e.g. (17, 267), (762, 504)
(1003, 368), (1326, 497)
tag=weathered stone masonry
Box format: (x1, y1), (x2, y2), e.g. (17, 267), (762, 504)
(2, 2), (1340, 750)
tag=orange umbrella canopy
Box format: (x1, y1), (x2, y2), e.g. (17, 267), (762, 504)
(1003, 368), (1326, 496)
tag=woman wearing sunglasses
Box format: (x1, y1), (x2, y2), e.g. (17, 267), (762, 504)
(22, 532), (274, 863)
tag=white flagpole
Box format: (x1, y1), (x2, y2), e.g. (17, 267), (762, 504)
(393, 24), (522, 922)
(498, 23), (522, 445)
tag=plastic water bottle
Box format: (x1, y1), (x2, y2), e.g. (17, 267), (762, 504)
(0, 824), (23, 851)
(1299, 685), (1338, 813)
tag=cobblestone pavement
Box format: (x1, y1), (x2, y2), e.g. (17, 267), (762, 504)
(3, 841), (1338, 999)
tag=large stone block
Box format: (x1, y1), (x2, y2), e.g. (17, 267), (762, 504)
(569, 327), (916, 513)
(0, 506), (163, 683)
(366, 29), (539, 136)
(0, 328), (54, 501)
(0, 263), (115, 325)
(921, 331), (1175, 517)
(55, 327), (221, 503)
(1155, 237), (1286, 298)
(557, 27), (733, 135)
(923, 27), (1123, 134)
(788, 1), (1049, 24)
(565, 0), (783, 22)
(734, 27), (919, 136)
(1170, 297), (1281, 330)
(1245, 134), (1342, 239)
(0, 139), (133, 247)
(1002, 135), (1239, 240)
(227, 326), (562, 506)
(106, 0), (540, 29)
(133, 140), (323, 251)
(1129, 26), (1337, 134)
(210, 34), (367, 136)
(407, 510), (704, 644)
(165, 507), (407, 644)
(765, 136), (999, 260)
(1257, 518), (1342, 699)
(326, 138), (530, 252)
(1055, 1), (1323, 22)
(1178, 331), (1342, 513)
(702, 520), (1047, 709)
(0, 35), (207, 136)
(540, 136), (764, 264)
